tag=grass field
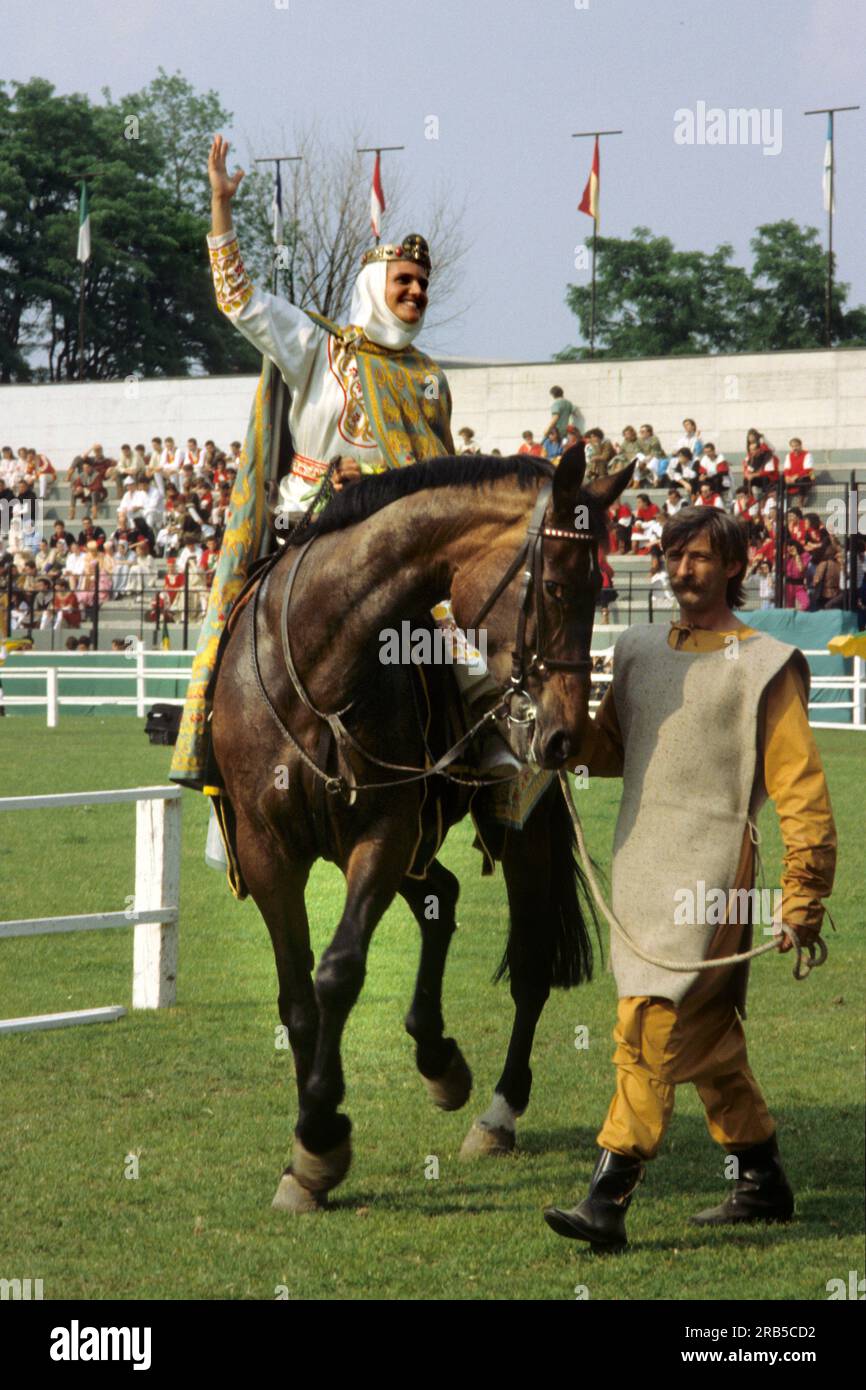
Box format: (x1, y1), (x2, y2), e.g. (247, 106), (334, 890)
(0, 718), (862, 1302)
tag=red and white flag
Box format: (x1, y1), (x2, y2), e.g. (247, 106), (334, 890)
(370, 152), (385, 239)
(578, 137), (600, 223)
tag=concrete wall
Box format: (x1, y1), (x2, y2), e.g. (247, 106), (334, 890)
(2, 346), (864, 468)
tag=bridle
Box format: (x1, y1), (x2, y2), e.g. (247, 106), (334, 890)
(466, 480), (598, 721)
(249, 478), (599, 796)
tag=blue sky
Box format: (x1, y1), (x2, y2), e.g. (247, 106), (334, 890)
(5, 0), (865, 359)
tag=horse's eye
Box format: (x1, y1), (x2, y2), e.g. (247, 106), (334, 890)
(545, 581), (565, 601)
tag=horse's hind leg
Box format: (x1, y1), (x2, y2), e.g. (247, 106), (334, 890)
(461, 786), (579, 1159)
(400, 861), (472, 1112)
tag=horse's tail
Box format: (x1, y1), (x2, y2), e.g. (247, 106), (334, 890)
(493, 777), (603, 990)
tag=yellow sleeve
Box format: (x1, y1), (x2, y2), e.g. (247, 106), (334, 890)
(569, 686), (625, 778)
(762, 661), (837, 931)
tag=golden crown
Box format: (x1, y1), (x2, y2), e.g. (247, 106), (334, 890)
(360, 233), (432, 274)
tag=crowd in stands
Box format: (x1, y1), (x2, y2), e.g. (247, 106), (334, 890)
(454, 387), (866, 621)
(0, 435), (238, 636)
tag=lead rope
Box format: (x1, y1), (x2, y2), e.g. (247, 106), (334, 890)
(557, 772), (828, 980)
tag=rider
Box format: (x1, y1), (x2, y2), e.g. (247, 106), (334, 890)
(170, 135), (512, 803)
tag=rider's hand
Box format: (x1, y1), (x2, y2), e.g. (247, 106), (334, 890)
(332, 457), (363, 491)
(209, 134), (245, 201)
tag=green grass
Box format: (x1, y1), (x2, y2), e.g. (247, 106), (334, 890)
(0, 718), (862, 1301)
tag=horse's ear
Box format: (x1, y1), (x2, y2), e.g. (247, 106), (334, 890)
(584, 461), (636, 509)
(551, 441), (586, 516)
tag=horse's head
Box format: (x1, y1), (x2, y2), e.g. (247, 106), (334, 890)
(451, 443), (634, 769)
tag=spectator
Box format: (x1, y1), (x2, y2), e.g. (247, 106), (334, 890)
(518, 430), (544, 457)
(161, 553), (185, 617)
(177, 437), (201, 471)
(64, 540), (86, 591)
(648, 546), (675, 609)
(596, 545), (617, 624)
(666, 447), (699, 494)
(809, 546), (844, 611)
(547, 386), (576, 440)
(33, 577), (54, 629)
(784, 542), (809, 610)
(755, 560), (774, 610)
(664, 486), (686, 517)
(585, 427), (616, 481)
(127, 539), (158, 598)
(160, 437), (180, 486)
(77, 516), (106, 550)
(783, 437), (815, 502)
(53, 580), (81, 630)
(118, 477), (149, 523)
(786, 507), (808, 546)
(111, 539), (132, 597)
(33, 450), (57, 499)
(541, 426), (562, 463)
(456, 427), (480, 455)
(631, 494), (663, 552)
(674, 418), (703, 459)
(612, 498), (633, 554)
(637, 424), (667, 477)
(76, 635), (92, 652)
(695, 480), (724, 510)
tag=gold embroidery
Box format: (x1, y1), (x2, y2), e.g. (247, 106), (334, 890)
(209, 236), (253, 316)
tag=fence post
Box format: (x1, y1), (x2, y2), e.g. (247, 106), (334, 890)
(92, 563), (100, 650)
(135, 640), (145, 717)
(182, 562), (190, 651)
(46, 666), (58, 728)
(855, 656), (865, 728)
(132, 795), (181, 1009)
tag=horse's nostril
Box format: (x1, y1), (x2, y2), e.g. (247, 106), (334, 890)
(543, 731), (572, 766)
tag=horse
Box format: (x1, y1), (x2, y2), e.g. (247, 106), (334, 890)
(210, 441), (634, 1210)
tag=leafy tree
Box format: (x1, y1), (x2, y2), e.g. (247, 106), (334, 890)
(558, 221), (866, 360)
(0, 76), (260, 381)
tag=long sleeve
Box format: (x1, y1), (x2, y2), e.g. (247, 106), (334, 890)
(761, 661), (837, 931)
(207, 229), (322, 397)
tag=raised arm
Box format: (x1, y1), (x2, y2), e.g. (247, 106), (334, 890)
(208, 134), (321, 393)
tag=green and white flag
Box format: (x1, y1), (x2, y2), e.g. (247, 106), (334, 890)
(77, 182), (91, 263)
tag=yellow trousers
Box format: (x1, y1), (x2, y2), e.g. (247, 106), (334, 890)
(597, 992), (776, 1161)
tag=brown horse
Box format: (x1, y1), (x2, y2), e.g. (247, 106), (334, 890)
(211, 442), (633, 1210)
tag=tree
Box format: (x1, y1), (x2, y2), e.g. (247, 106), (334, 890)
(0, 76), (260, 381)
(746, 220), (866, 351)
(558, 221), (866, 360)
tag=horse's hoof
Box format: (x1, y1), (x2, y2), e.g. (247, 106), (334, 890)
(272, 1171), (327, 1213)
(422, 1046), (473, 1111)
(459, 1120), (516, 1159)
(291, 1134), (353, 1193)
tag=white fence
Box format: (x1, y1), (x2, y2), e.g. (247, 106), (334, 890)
(0, 786), (181, 1035)
(2, 639), (864, 730)
(0, 646), (194, 725)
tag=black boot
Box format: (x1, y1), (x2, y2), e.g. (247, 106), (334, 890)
(543, 1148), (644, 1250)
(690, 1133), (794, 1226)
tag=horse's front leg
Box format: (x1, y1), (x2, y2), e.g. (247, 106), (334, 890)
(291, 828), (412, 1203)
(400, 860), (472, 1111)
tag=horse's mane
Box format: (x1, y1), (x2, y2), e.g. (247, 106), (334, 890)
(286, 454), (555, 546)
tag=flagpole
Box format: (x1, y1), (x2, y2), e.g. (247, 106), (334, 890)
(804, 105), (859, 349)
(254, 154), (302, 294)
(77, 261), (86, 382)
(572, 128), (622, 358)
(357, 145), (404, 244)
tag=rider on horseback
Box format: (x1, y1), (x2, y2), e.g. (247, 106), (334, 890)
(171, 135), (516, 806)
